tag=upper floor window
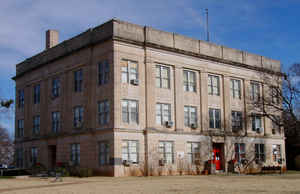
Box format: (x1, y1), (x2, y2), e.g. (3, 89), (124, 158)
(209, 108), (221, 129)
(156, 103), (171, 125)
(230, 79), (241, 99)
(98, 61), (109, 85)
(232, 111), (243, 131)
(156, 65), (170, 89)
(121, 60), (138, 83)
(17, 119), (24, 138)
(184, 106), (197, 127)
(159, 141), (174, 164)
(74, 69), (83, 92)
(122, 100), (138, 124)
(99, 141), (110, 165)
(98, 100), (110, 125)
(33, 84), (40, 104)
(122, 140), (139, 164)
(52, 111), (60, 133)
(18, 89), (24, 109)
(33, 115), (40, 135)
(255, 144), (265, 163)
(251, 114), (262, 132)
(52, 78), (60, 98)
(235, 143), (246, 163)
(183, 70), (196, 92)
(187, 142), (200, 164)
(208, 75), (220, 96)
(250, 82), (260, 101)
(31, 147), (38, 165)
(71, 143), (80, 165)
(73, 106), (84, 128)
(270, 86), (280, 104)
(272, 115), (281, 134)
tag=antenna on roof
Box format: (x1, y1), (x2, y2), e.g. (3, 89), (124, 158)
(205, 8), (209, 42)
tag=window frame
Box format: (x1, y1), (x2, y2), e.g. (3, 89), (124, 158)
(156, 65), (170, 89)
(18, 89), (24, 109)
(52, 78), (60, 98)
(208, 75), (220, 96)
(98, 60), (110, 85)
(255, 144), (265, 163)
(33, 84), (40, 104)
(51, 111), (60, 133)
(235, 143), (246, 163)
(272, 144), (282, 162)
(31, 147), (38, 165)
(230, 79), (241, 99)
(17, 119), (24, 138)
(122, 99), (138, 124)
(209, 108), (221, 129)
(70, 143), (80, 165)
(184, 106), (197, 127)
(183, 70), (196, 92)
(73, 106), (84, 128)
(98, 100), (110, 125)
(159, 141), (174, 164)
(122, 140), (139, 164)
(251, 114), (262, 131)
(33, 115), (40, 135)
(99, 141), (110, 165)
(187, 142), (200, 164)
(74, 69), (83, 92)
(156, 103), (171, 125)
(121, 60), (138, 83)
(250, 82), (260, 101)
(231, 111), (243, 131)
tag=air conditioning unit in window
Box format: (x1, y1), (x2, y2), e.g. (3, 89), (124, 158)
(256, 127), (264, 134)
(191, 123), (197, 129)
(165, 121), (173, 128)
(159, 159), (166, 166)
(122, 160), (132, 166)
(130, 79), (139, 86)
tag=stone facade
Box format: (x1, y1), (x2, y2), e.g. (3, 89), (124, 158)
(14, 19), (286, 176)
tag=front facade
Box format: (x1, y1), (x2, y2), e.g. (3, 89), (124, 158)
(14, 19), (286, 176)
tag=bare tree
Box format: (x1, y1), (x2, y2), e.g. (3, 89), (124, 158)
(0, 126), (14, 165)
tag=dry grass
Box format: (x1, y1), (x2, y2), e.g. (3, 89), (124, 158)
(0, 173), (300, 194)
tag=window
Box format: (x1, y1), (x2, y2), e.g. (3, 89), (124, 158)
(18, 89), (24, 109)
(71, 143), (80, 165)
(159, 141), (174, 164)
(122, 100), (138, 124)
(33, 115), (40, 135)
(250, 82), (260, 101)
(17, 119), (24, 138)
(252, 114), (262, 131)
(271, 86), (280, 104)
(209, 108), (221, 129)
(31, 147), (38, 165)
(208, 75), (220, 96)
(52, 78), (60, 98)
(52, 112), (60, 133)
(156, 65), (170, 89)
(98, 60), (110, 85)
(16, 148), (23, 168)
(33, 84), (40, 104)
(235, 143), (246, 163)
(183, 70), (196, 92)
(99, 142), (110, 165)
(272, 115), (281, 134)
(74, 69), (83, 92)
(231, 111), (243, 131)
(187, 142), (200, 164)
(73, 106), (84, 128)
(255, 144), (265, 163)
(184, 106), (197, 127)
(156, 103), (171, 125)
(122, 140), (138, 163)
(98, 100), (110, 125)
(121, 60), (138, 83)
(230, 79), (241, 99)
(272, 144), (282, 162)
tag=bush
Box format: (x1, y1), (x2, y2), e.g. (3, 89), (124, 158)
(294, 155), (300, 170)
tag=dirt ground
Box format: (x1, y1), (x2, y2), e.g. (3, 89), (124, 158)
(1, 173), (300, 194)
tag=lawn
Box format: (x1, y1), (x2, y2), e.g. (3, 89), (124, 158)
(0, 173), (300, 194)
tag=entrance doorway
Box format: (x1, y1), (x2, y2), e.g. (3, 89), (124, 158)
(48, 145), (57, 170)
(212, 143), (224, 171)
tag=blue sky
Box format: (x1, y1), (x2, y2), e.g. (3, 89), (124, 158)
(1, 0), (300, 136)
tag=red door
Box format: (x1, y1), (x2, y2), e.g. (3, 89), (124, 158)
(213, 147), (222, 170)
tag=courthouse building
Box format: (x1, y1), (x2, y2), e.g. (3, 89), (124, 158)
(13, 19), (285, 176)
